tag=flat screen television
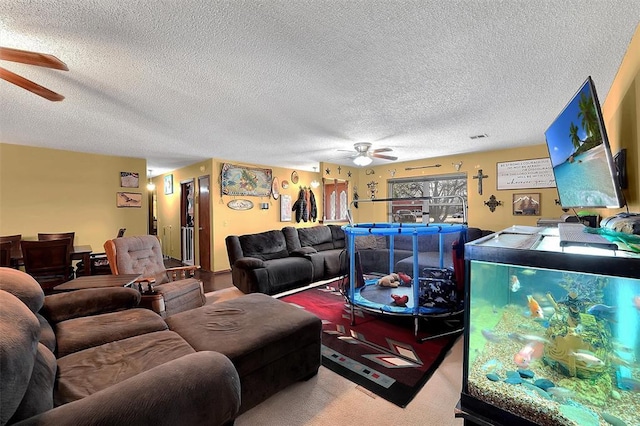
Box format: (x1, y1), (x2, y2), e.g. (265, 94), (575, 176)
(544, 76), (625, 209)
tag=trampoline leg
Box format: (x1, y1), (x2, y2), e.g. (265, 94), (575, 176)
(414, 317), (419, 340)
(350, 304), (355, 326)
(418, 327), (464, 343)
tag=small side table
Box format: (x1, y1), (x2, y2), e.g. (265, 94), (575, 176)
(139, 293), (166, 317)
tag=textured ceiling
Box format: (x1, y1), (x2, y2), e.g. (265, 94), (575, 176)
(1, 1), (638, 175)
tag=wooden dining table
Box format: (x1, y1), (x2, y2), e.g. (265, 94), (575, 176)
(11, 244), (94, 276)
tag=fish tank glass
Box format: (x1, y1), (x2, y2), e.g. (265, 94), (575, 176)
(459, 227), (640, 426)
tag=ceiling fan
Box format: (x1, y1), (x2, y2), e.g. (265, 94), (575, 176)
(339, 142), (398, 166)
(0, 46), (68, 101)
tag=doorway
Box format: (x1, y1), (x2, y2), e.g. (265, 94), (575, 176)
(180, 180), (195, 266)
(197, 175), (211, 271)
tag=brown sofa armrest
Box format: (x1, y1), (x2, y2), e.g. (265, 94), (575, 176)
(41, 287), (141, 323)
(13, 351), (241, 426)
(234, 257), (266, 269)
(291, 247), (317, 256)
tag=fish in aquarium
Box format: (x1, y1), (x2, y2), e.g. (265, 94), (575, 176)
(634, 295), (640, 311)
(481, 329), (503, 343)
(586, 303), (617, 323)
(507, 332), (550, 345)
(618, 377), (640, 392)
(513, 341), (543, 368)
(569, 350), (605, 367)
(509, 275), (521, 292)
(519, 268), (537, 276)
(526, 295), (544, 319)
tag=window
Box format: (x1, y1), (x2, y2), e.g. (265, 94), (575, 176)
(323, 178), (349, 222)
(388, 173), (467, 223)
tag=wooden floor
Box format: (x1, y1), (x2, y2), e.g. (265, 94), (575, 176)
(196, 269), (234, 293)
(164, 258), (234, 293)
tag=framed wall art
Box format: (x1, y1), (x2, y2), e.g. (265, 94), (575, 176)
(120, 172), (139, 188)
(221, 163), (272, 197)
(117, 192), (142, 208)
(164, 174), (173, 195)
(280, 194), (292, 221)
(497, 158), (556, 190)
(512, 192), (541, 216)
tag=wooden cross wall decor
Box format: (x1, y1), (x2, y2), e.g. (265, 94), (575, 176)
(473, 169), (489, 195)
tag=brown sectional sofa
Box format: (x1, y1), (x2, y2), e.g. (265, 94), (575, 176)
(0, 267), (321, 425)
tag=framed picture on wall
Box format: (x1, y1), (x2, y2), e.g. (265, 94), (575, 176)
(164, 174), (173, 195)
(512, 193), (541, 216)
(280, 194), (292, 221)
(117, 192), (142, 208)
(120, 172), (139, 188)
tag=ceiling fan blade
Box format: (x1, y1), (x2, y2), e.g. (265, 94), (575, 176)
(0, 47), (68, 71)
(0, 67), (65, 101)
(373, 147), (392, 153)
(372, 153), (398, 161)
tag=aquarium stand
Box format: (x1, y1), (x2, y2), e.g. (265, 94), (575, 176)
(456, 394), (539, 426)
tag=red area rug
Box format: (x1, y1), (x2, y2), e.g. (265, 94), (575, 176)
(280, 282), (462, 407)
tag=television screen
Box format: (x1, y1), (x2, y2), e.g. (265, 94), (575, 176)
(544, 76), (625, 209)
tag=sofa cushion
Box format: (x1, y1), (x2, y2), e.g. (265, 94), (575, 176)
(262, 257), (313, 294)
(327, 225), (346, 249)
(355, 235), (378, 250)
(239, 230), (289, 260)
(54, 308), (168, 357)
(9, 343), (57, 424)
(0, 267), (44, 313)
(281, 226), (302, 252)
(166, 293), (321, 378)
(298, 226), (333, 250)
(0, 290), (40, 426)
(55, 330), (195, 406)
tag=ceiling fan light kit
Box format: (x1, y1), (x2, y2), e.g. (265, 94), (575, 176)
(353, 155), (373, 166)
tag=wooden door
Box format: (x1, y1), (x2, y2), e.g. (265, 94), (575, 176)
(197, 175), (211, 271)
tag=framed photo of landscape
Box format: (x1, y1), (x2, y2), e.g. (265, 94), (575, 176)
(512, 192), (541, 216)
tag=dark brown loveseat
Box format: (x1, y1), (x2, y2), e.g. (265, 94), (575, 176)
(0, 267), (321, 425)
(225, 225), (346, 295)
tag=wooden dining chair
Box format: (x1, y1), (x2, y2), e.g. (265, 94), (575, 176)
(0, 234), (22, 268)
(21, 238), (73, 293)
(38, 232), (75, 246)
(0, 241), (12, 267)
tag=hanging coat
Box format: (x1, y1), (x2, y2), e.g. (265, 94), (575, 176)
(303, 189), (310, 222)
(309, 189), (317, 222)
(292, 188), (307, 223)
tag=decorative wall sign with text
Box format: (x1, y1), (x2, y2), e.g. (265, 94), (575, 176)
(497, 158), (556, 190)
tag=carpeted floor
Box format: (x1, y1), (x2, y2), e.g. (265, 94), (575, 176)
(280, 282), (462, 407)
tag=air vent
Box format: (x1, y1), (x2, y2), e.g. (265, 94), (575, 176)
(470, 133), (488, 140)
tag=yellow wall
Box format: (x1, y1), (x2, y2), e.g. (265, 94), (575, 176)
(157, 159), (325, 271)
(601, 23), (640, 214)
(0, 143), (148, 250)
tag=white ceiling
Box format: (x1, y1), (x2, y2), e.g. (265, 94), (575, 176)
(1, 1), (638, 176)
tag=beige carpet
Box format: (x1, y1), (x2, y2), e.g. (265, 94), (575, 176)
(206, 287), (465, 425)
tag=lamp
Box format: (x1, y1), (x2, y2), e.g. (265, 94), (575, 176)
(353, 155), (372, 167)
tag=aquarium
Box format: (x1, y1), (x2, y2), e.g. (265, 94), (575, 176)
(459, 227), (640, 426)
